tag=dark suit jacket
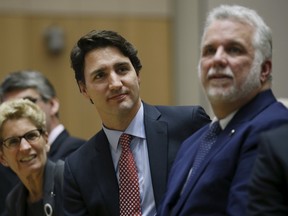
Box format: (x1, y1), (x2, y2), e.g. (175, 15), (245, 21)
(247, 124), (288, 216)
(157, 90), (288, 216)
(4, 160), (64, 216)
(0, 168), (18, 215)
(48, 129), (86, 162)
(0, 129), (85, 215)
(63, 103), (211, 216)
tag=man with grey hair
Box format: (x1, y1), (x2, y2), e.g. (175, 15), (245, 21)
(157, 4), (288, 215)
(0, 70), (86, 214)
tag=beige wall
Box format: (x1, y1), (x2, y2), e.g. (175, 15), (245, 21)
(0, 14), (172, 140)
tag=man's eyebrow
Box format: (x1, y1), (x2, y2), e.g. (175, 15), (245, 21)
(114, 61), (130, 67)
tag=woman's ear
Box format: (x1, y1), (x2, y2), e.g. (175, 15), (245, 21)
(43, 132), (50, 153)
(45, 143), (50, 153)
(0, 151), (9, 167)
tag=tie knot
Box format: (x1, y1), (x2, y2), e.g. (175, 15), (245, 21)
(119, 133), (133, 150)
(210, 121), (221, 135)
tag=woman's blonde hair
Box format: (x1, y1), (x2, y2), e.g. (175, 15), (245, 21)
(0, 99), (46, 138)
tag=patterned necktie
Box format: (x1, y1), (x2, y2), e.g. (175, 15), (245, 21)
(119, 133), (142, 216)
(191, 121), (221, 176)
(172, 122), (222, 216)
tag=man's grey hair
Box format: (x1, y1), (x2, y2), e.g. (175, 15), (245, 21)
(201, 4), (272, 62)
(0, 70), (57, 103)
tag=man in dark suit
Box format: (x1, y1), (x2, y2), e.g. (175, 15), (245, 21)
(0, 70), (86, 214)
(63, 30), (211, 215)
(248, 124), (288, 215)
(156, 5), (288, 216)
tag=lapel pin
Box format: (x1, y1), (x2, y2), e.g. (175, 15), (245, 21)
(229, 129), (235, 136)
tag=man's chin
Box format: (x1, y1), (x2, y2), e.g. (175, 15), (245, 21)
(207, 88), (236, 102)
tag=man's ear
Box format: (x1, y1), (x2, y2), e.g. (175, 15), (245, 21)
(49, 97), (60, 116)
(260, 59), (272, 83)
(78, 81), (87, 95)
(78, 81), (91, 100)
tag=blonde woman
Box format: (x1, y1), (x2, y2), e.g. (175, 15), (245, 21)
(0, 99), (64, 216)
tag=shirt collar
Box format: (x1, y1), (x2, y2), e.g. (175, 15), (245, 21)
(214, 110), (238, 130)
(48, 124), (65, 145)
(103, 102), (145, 152)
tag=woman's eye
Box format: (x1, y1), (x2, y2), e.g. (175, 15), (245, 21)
(7, 138), (19, 147)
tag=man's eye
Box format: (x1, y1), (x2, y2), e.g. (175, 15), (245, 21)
(227, 47), (243, 55)
(93, 71), (106, 80)
(117, 66), (129, 74)
(202, 47), (216, 56)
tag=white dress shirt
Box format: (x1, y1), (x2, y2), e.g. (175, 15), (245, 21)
(103, 103), (156, 216)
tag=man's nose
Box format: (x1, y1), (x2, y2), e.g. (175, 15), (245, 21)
(108, 72), (122, 89)
(212, 47), (228, 67)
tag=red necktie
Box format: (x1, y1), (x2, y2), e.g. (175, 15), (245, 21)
(119, 133), (142, 216)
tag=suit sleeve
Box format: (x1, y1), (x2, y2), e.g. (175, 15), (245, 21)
(247, 134), (288, 216)
(63, 159), (88, 216)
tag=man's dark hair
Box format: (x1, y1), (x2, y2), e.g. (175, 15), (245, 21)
(70, 30), (142, 84)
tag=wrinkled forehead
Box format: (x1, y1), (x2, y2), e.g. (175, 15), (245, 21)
(202, 19), (255, 47)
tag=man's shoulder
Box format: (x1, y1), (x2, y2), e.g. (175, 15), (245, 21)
(64, 135), (86, 146)
(57, 129), (86, 144)
(65, 130), (105, 161)
(144, 103), (206, 117)
(253, 100), (288, 126)
(155, 104), (202, 112)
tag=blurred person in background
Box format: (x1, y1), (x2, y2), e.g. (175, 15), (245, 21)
(248, 124), (288, 215)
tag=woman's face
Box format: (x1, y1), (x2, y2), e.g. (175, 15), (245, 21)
(0, 118), (49, 179)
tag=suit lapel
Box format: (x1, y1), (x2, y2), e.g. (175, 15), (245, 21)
(90, 131), (120, 215)
(143, 103), (168, 207)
